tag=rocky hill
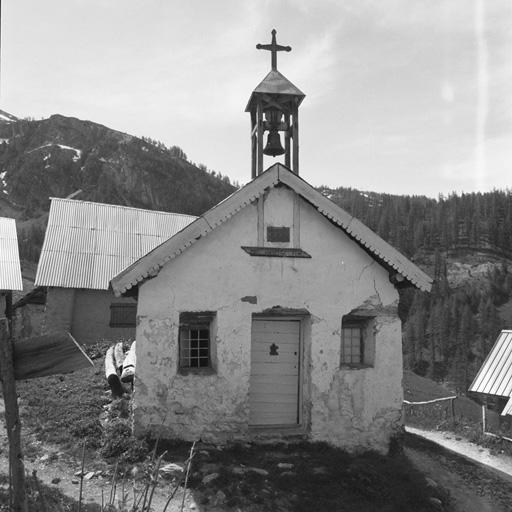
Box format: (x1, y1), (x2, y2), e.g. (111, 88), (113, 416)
(322, 185), (512, 390)
(2, 109), (511, 391)
(0, 111), (236, 260)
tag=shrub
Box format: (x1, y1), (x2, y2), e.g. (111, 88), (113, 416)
(100, 417), (148, 463)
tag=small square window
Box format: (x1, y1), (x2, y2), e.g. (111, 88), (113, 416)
(340, 315), (374, 367)
(110, 303), (137, 328)
(179, 312), (215, 369)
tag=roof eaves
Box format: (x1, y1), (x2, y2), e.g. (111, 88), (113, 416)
(277, 166), (432, 292)
(112, 166), (281, 295)
(111, 163), (432, 295)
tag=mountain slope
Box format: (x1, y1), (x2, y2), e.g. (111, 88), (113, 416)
(322, 185), (512, 390)
(0, 113), (236, 261)
(0, 114), (235, 218)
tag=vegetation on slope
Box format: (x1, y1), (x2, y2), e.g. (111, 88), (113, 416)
(0, 114), (236, 261)
(323, 185), (512, 391)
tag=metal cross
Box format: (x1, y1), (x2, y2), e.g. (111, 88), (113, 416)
(256, 29), (291, 71)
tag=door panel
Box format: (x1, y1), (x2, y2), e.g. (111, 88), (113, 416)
(249, 319), (300, 426)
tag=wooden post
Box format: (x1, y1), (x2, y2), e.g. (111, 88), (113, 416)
(292, 102), (299, 175)
(250, 111), (257, 180)
(482, 404), (487, 433)
(284, 112), (291, 168)
(0, 319), (27, 512)
(451, 397), (455, 424)
(256, 100), (264, 176)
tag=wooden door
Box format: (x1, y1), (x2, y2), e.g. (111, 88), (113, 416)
(249, 319), (300, 426)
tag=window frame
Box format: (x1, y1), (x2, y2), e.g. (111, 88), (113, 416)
(178, 311), (216, 374)
(109, 302), (137, 328)
(340, 315), (374, 369)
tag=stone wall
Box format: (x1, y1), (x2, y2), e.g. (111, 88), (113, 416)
(42, 287), (76, 334)
(42, 287), (136, 345)
(13, 304), (45, 339)
(72, 289), (136, 345)
(133, 187), (403, 453)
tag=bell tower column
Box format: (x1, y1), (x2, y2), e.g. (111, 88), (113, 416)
(246, 29), (305, 178)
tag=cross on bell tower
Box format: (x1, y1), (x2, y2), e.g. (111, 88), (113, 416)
(246, 29), (305, 178)
(256, 29), (291, 71)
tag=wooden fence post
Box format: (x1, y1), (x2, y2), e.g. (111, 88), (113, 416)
(482, 404), (487, 433)
(0, 319), (27, 512)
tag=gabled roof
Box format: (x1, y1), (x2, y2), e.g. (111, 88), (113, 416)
(0, 217), (23, 291)
(245, 70), (305, 112)
(35, 198), (196, 290)
(111, 164), (432, 296)
(469, 330), (512, 399)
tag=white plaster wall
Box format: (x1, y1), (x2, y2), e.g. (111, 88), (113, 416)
(134, 187), (402, 452)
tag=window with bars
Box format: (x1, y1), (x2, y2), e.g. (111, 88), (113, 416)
(110, 302), (137, 328)
(179, 312), (215, 369)
(340, 316), (374, 367)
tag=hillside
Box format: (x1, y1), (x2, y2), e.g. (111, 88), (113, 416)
(1, 110), (511, 393)
(322, 185), (512, 391)
(0, 112), (236, 260)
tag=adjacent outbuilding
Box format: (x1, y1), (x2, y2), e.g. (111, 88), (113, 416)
(34, 198), (195, 344)
(469, 330), (512, 416)
(0, 216), (23, 316)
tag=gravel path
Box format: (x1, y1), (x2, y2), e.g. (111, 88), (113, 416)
(406, 426), (512, 482)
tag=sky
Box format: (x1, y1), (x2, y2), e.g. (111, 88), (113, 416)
(1, 0), (511, 197)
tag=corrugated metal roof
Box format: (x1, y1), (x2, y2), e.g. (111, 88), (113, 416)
(0, 217), (23, 290)
(502, 397), (512, 416)
(469, 330), (512, 398)
(35, 198), (196, 290)
(111, 163), (433, 296)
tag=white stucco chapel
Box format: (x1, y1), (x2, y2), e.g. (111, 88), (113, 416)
(111, 31), (432, 453)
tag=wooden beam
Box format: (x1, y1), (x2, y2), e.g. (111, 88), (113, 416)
(256, 99), (264, 176)
(13, 332), (94, 380)
(251, 109), (257, 182)
(257, 195), (265, 245)
(284, 113), (291, 168)
(292, 102), (299, 175)
(293, 194), (300, 248)
(0, 319), (27, 512)
(261, 94), (290, 113)
(251, 130), (257, 181)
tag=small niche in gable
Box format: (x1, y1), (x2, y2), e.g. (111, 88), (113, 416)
(267, 226), (290, 243)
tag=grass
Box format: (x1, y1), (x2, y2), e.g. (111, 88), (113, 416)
(16, 365), (109, 456)
(3, 354), (453, 511)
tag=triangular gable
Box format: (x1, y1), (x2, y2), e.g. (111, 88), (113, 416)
(111, 164), (432, 296)
(469, 330), (512, 398)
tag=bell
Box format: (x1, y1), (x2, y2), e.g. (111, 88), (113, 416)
(263, 130), (285, 157)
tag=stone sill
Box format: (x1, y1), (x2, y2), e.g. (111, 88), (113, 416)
(178, 367), (216, 376)
(249, 424), (307, 441)
(340, 364), (374, 370)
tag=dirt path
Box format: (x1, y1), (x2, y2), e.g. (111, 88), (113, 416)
(405, 433), (512, 512)
(0, 398), (191, 510)
(406, 425), (512, 481)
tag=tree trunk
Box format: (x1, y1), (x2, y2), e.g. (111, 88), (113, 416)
(0, 318), (27, 512)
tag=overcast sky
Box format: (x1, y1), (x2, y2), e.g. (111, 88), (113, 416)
(1, 0), (511, 197)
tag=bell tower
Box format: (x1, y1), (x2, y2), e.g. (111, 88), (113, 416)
(246, 29), (305, 178)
